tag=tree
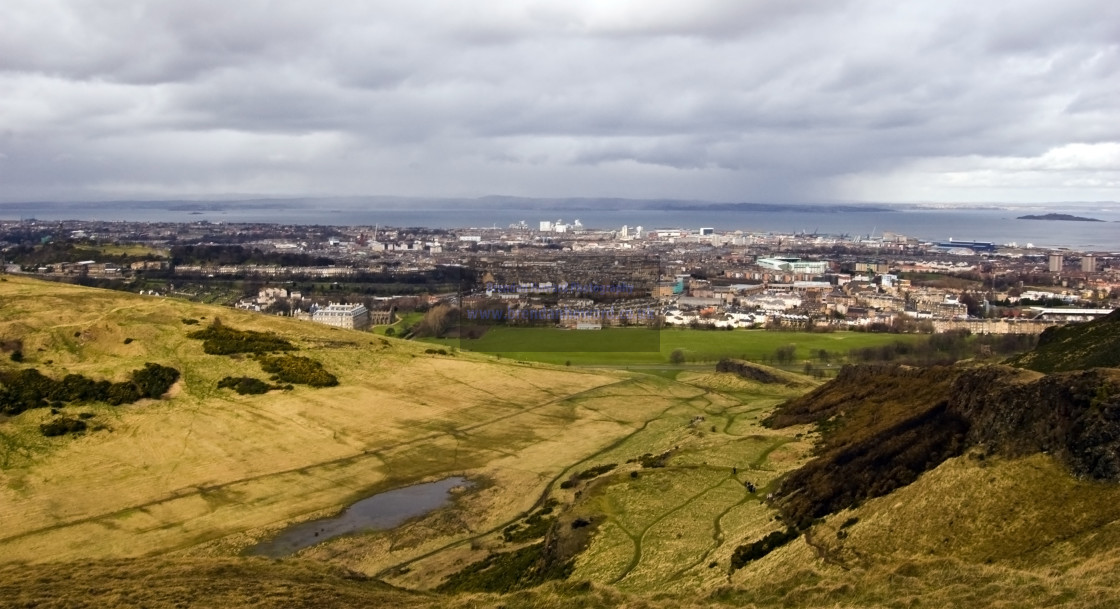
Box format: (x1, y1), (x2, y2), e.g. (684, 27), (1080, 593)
(414, 305), (456, 338)
(775, 344), (796, 365)
(959, 292), (981, 317)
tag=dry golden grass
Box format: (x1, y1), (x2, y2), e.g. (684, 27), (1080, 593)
(710, 453), (1120, 608)
(0, 276), (638, 565)
(6, 276), (1120, 608)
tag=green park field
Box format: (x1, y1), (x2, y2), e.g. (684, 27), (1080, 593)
(419, 326), (920, 367)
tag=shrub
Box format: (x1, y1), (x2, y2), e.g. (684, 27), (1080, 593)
(130, 363), (180, 399)
(123, 338), (134, 344)
(40, 416), (88, 437)
(501, 500), (560, 543)
(575, 463), (617, 480)
(187, 323), (295, 355)
(730, 528), (799, 571)
(0, 363), (179, 415)
(436, 543), (572, 593)
(256, 355), (338, 387)
(217, 376), (275, 395)
(638, 450), (673, 468)
(10, 350), (23, 362)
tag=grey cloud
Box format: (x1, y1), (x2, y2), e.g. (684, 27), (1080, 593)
(1, 0), (1118, 204)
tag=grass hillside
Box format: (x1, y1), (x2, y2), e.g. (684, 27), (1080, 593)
(0, 275), (638, 563)
(4, 274), (1120, 608)
(6, 454), (1120, 609)
(0, 276), (832, 602)
(764, 360), (1119, 527)
(1009, 308), (1120, 372)
(718, 452), (1120, 609)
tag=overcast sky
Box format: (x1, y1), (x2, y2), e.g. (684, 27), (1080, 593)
(2, 0), (1119, 205)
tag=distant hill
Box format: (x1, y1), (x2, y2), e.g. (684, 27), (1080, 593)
(1017, 212), (1104, 222)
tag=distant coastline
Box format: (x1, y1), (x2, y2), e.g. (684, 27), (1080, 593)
(1017, 213), (1103, 222)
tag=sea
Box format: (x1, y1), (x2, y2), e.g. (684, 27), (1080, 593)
(2, 200), (1118, 252)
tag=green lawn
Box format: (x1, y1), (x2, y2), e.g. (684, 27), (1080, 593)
(371, 311), (424, 336)
(418, 327), (922, 366)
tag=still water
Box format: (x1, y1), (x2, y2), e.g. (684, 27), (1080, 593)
(247, 476), (469, 558)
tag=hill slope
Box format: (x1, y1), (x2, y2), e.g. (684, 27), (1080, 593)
(0, 275), (649, 566)
(1009, 308), (1120, 372)
(5, 274), (1120, 608)
(765, 363), (1120, 525)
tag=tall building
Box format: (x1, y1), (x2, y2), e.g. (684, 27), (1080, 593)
(1082, 256), (1097, 273)
(1048, 253), (1064, 273)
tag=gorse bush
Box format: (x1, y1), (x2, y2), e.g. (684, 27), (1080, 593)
(39, 416), (88, 437)
(131, 363), (182, 399)
(256, 355), (338, 387)
(575, 463), (617, 480)
(730, 528), (800, 571)
(217, 376), (281, 395)
(184, 323), (339, 390)
(0, 364), (179, 414)
(187, 322), (295, 355)
(501, 500), (560, 543)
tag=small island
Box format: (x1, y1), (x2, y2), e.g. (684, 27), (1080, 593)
(1017, 213), (1104, 222)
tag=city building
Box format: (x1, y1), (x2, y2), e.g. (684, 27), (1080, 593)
(311, 303), (371, 330)
(1049, 253), (1064, 273)
(755, 257), (830, 274)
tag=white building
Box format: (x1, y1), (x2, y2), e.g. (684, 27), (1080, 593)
(755, 257), (830, 274)
(311, 303), (371, 330)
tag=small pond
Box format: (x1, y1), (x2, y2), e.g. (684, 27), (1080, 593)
(247, 476), (469, 557)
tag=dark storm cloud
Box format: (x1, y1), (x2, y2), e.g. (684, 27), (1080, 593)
(1, 0), (1118, 204)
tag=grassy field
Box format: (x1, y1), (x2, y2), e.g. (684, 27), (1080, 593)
(4, 274), (1119, 608)
(0, 275), (633, 563)
(0, 275), (818, 590)
(94, 243), (169, 258)
(300, 369), (819, 593)
(0, 275), (826, 594)
(419, 326), (920, 367)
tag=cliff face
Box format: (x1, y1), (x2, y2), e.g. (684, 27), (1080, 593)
(952, 367), (1120, 480)
(767, 362), (1120, 527)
